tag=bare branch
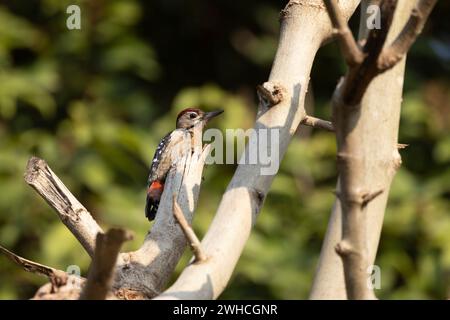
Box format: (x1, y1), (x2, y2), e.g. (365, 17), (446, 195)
(324, 0), (400, 300)
(155, 0), (362, 300)
(311, 0), (435, 300)
(20, 0), (365, 301)
(331, 188), (381, 299)
(22, 138), (211, 300)
(0, 244), (68, 287)
(363, 0), (399, 60)
(80, 228), (133, 300)
(324, 0), (364, 66)
(24, 157), (103, 257)
(172, 195), (207, 263)
(301, 115), (335, 132)
(334, 239), (376, 300)
(113, 141), (212, 297)
(378, 0), (438, 71)
(340, 0), (399, 106)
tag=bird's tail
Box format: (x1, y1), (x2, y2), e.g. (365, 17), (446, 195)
(145, 180), (164, 221)
(145, 195), (158, 221)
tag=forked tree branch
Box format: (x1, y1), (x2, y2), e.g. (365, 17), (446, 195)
(338, 0), (398, 106)
(16, 0), (414, 301)
(11, 0), (439, 301)
(310, 3), (412, 301)
(22, 136), (211, 299)
(326, 0), (395, 301)
(155, 0), (361, 300)
(313, 0), (436, 300)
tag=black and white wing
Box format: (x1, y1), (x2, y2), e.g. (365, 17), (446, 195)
(147, 132), (172, 185)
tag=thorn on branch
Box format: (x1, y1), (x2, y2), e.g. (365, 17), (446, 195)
(361, 189), (384, 207)
(397, 143), (409, 149)
(172, 195), (207, 263)
(301, 115), (335, 132)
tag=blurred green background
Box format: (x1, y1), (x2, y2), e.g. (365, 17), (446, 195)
(0, 0), (449, 299)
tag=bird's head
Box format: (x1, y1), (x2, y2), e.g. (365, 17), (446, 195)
(176, 108), (223, 130)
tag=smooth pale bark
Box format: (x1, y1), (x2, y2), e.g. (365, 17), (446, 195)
(310, 0), (417, 299)
(156, 0), (360, 300)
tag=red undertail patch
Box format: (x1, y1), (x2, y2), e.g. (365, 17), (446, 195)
(147, 181), (164, 200)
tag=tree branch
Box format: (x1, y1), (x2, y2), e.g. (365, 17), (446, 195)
(80, 228), (133, 300)
(112, 140), (212, 298)
(301, 115), (334, 132)
(378, 0), (438, 71)
(24, 157), (103, 257)
(172, 195), (207, 263)
(23, 136), (211, 299)
(324, 0), (364, 66)
(338, 0), (398, 106)
(8, 0), (376, 301)
(322, 0), (399, 301)
(0, 244), (68, 288)
(363, 0), (398, 59)
(311, 0), (435, 300)
(155, 0), (361, 300)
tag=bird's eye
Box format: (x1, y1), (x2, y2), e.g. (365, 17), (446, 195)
(189, 113), (197, 119)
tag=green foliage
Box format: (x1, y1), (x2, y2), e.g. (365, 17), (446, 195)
(0, 0), (449, 299)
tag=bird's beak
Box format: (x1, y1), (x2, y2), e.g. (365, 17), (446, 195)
(203, 110), (224, 123)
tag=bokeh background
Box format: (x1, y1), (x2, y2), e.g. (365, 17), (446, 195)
(0, 0), (449, 299)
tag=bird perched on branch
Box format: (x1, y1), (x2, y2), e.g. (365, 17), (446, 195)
(145, 108), (223, 221)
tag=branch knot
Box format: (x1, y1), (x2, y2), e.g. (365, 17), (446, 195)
(257, 82), (285, 109)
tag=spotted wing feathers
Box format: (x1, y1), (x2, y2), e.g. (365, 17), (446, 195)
(145, 130), (189, 221)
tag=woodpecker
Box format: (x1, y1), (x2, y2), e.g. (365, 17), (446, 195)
(145, 108), (223, 221)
